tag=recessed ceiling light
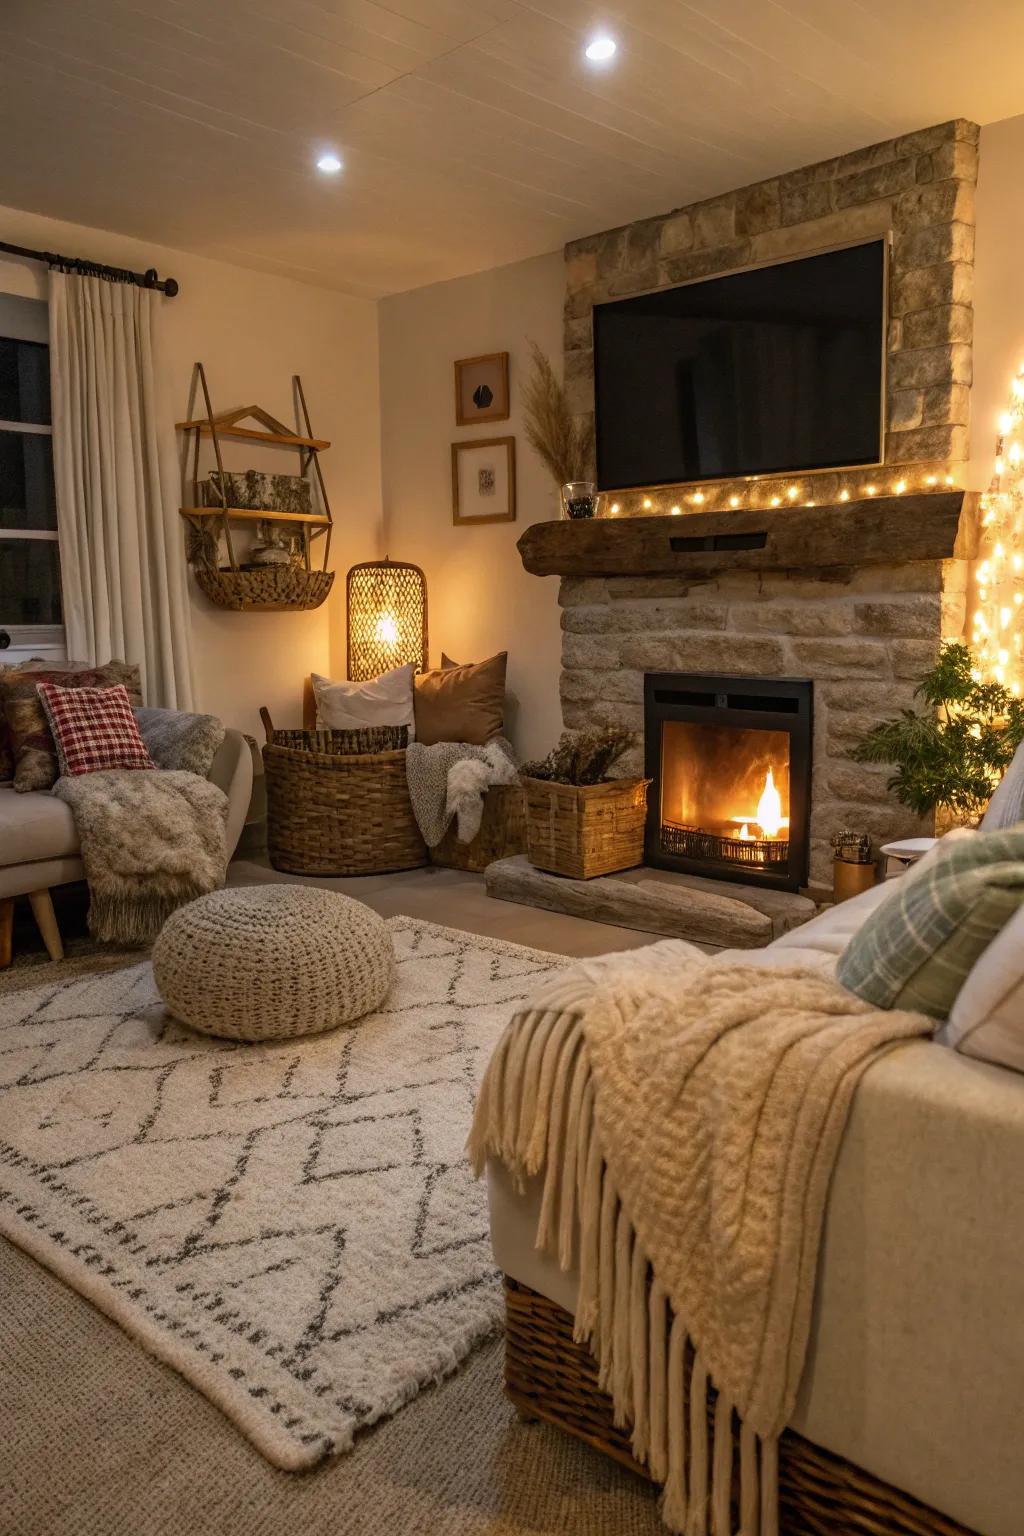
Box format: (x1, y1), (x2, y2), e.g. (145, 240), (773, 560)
(585, 35), (617, 62)
(316, 152), (343, 174)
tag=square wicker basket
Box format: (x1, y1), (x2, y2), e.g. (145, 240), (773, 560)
(522, 776), (650, 880)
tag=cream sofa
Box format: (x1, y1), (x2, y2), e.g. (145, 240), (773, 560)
(487, 883), (1024, 1536)
(0, 729), (253, 965)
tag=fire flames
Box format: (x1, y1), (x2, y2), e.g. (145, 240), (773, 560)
(734, 768), (788, 842)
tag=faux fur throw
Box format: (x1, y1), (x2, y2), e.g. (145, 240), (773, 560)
(54, 770), (229, 944)
(133, 706), (225, 777)
(469, 942), (932, 1536)
(406, 737), (517, 847)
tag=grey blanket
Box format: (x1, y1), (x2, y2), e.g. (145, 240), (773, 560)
(406, 738), (517, 847)
(55, 770), (228, 945)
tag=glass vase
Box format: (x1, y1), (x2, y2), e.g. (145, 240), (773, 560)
(560, 481), (598, 520)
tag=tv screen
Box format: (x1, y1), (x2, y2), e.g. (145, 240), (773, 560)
(593, 240), (886, 491)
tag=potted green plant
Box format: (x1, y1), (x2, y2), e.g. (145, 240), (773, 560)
(520, 727), (650, 878)
(852, 642), (1024, 823)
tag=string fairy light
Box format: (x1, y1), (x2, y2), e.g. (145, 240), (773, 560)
(622, 464), (965, 521)
(973, 365), (1024, 692)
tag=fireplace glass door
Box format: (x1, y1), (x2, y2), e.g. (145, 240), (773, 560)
(644, 675), (812, 891)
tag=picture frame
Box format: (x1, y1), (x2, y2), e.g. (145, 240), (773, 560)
(451, 436), (516, 525)
(454, 352), (509, 426)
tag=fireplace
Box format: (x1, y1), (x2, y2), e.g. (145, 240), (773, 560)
(644, 674), (813, 892)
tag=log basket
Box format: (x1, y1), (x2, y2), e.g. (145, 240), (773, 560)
(504, 1279), (977, 1536)
(260, 710), (427, 876)
(523, 776), (650, 880)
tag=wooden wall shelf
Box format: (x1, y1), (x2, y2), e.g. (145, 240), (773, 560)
(179, 507), (330, 528)
(177, 365), (334, 612)
(175, 422), (330, 451)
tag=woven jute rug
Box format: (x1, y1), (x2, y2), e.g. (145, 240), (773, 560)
(0, 918), (568, 1470)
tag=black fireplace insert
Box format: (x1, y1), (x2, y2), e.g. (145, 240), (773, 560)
(644, 673), (813, 892)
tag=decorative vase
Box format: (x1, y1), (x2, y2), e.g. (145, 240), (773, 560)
(560, 481), (598, 520)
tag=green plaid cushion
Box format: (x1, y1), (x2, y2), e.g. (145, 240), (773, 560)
(836, 824), (1024, 1020)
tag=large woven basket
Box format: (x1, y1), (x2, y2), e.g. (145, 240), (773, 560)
(430, 782), (527, 873)
(195, 563), (334, 612)
(262, 739), (428, 876)
(505, 1279), (976, 1536)
(522, 776), (650, 880)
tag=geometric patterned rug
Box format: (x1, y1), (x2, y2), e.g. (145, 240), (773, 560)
(0, 918), (569, 1469)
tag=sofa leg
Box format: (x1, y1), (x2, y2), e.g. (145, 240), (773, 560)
(28, 889), (64, 962)
(0, 898), (12, 969)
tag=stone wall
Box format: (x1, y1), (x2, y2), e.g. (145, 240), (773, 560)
(564, 119), (978, 516)
(559, 561), (969, 889)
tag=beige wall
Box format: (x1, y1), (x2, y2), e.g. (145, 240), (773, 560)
(969, 114), (1024, 490)
(379, 251), (564, 760)
(0, 205), (381, 738)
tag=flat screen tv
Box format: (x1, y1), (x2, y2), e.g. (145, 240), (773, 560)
(593, 239), (886, 491)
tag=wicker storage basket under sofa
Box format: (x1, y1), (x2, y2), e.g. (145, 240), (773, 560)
(260, 712), (428, 876)
(505, 1279), (975, 1536)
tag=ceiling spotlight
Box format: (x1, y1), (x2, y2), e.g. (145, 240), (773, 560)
(585, 35), (617, 61)
(316, 152), (343, 174)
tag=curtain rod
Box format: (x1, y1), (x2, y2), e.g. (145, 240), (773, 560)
(0, 239), (179, 297)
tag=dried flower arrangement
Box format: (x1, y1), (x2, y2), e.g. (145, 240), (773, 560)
(522, 726), (636, 786)
(521, 341), (594, 487)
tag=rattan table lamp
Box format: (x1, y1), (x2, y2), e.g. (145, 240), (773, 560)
(346, 558), (428, 680)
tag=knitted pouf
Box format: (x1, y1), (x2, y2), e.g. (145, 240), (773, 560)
(153, 885), (394, 1041)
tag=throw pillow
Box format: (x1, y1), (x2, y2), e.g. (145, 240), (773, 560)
(938, 905), (1024, 1073)
(981, 738), (1024, 831)
(134, 706), (225, 777)
(0, 660), (143, 792)
(836, 823), (1024, 1020)
(36, 682), (156, 776)
(413, 651), (507, 747)
(311, 663), (416, 734)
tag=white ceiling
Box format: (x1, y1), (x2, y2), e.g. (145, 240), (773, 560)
(3, 0), (1024, 299)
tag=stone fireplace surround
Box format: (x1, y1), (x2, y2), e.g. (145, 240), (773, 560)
(531, 119), (986, 894)
(520, 494), (977, 892)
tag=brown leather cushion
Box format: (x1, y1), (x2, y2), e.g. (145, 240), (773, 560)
(0, 659), (143, 792)
(414, 652), (507, 747)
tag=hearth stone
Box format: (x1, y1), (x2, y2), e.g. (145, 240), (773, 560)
(485, 856), (816, 949)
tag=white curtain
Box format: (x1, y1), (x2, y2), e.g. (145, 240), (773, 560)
(48, 271), (195, 709)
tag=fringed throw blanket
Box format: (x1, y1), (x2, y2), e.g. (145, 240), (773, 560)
(54, 770), (228, 944)
(469, 942), (932, 1536)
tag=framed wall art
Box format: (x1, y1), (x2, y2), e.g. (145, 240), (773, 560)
(454, 352), (509, 426)
(451, 436), (516, 525)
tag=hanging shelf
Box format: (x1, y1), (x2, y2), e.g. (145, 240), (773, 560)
(177, 364), (335, 612)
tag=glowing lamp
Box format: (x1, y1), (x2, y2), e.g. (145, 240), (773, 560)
(346, 559), (428, 682)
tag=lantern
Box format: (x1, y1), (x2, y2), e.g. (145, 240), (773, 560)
(346, 559), (428, 681)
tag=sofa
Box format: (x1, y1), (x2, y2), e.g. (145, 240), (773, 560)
(487, 881), (1024, 1536)
(0, 729), (253, 966)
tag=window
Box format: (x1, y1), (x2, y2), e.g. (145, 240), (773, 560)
(0, 294), (62, 648)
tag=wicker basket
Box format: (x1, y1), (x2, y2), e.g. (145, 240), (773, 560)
(430, 782), (527, 873)
(505, 1279), (975, 1536)
(522, 776), (650, 880)
(262, 739), (428, 876)
(195, 563), (334, 612)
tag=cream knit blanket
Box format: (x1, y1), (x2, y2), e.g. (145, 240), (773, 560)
(468, 942), (932, 1536)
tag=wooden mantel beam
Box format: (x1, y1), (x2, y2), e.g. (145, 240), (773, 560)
(517, 492), (979, 579)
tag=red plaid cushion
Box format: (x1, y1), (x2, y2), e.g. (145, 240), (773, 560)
(35, 682), (156, 777)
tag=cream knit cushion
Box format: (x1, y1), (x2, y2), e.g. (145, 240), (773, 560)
(153, 886), (394, 1041)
